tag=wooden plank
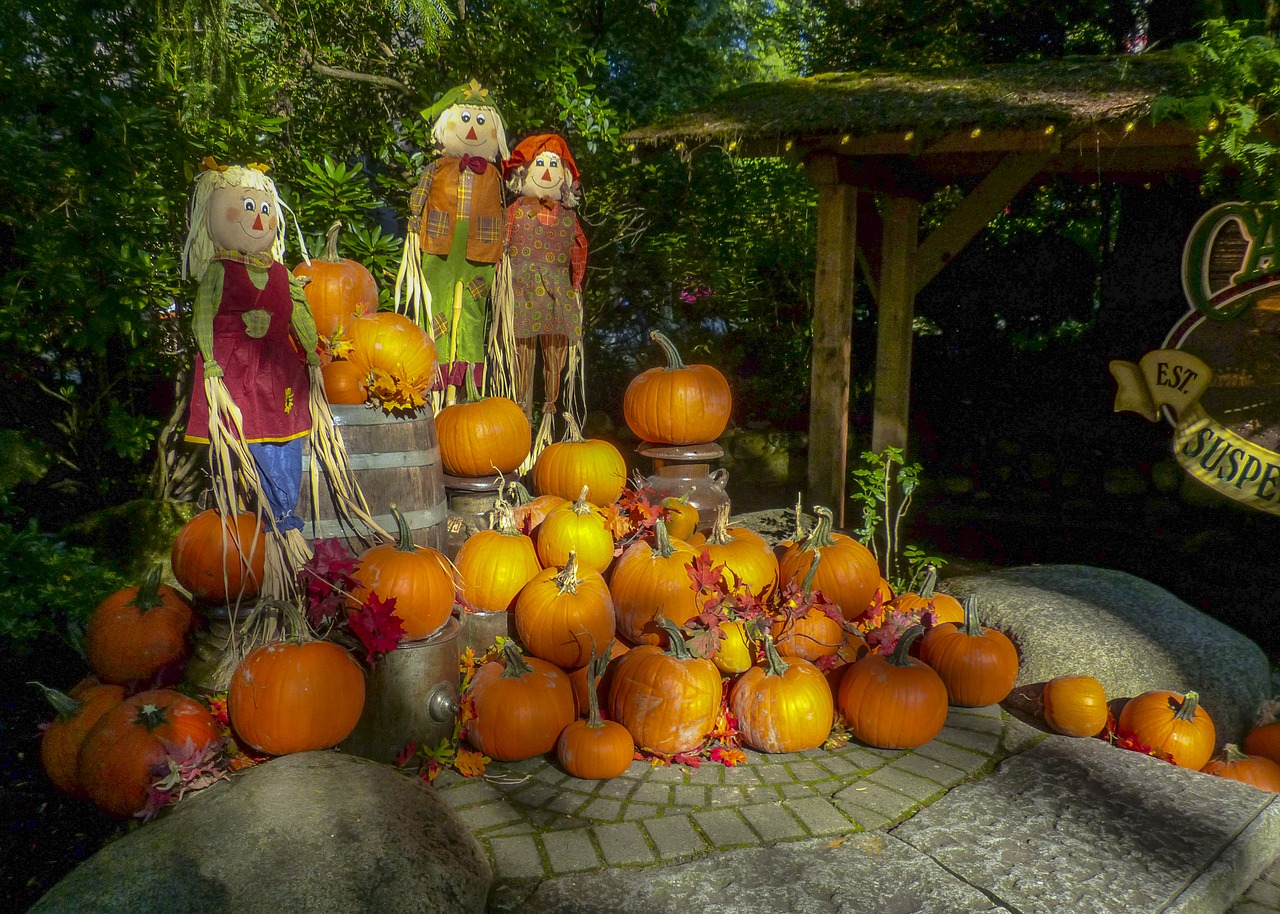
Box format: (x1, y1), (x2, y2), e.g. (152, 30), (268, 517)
(806, 169), (858, 525)
(872, 196), (920, 456)
(914, 151), (1052, 293)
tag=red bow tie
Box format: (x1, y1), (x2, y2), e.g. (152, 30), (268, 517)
(458, 154), (488, 174)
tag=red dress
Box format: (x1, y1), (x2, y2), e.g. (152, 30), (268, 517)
(185, 259), (312, 444)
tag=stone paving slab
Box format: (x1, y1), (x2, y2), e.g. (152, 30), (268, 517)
(893, 735), (1280, 914)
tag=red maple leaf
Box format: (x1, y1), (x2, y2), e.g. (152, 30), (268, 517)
(864, 607), (919, 654)
(305, 537), (361, 581)
(347, 591), (405, 663)
(686, 548), (727, 593)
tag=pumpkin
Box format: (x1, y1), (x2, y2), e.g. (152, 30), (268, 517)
(513, 550), (616, 669)
(321, 359), (369, 405)
(84, 564), (194, 686)
(771, 554), (844, 662)
(686, 503), (779, 600)
(535, 485), (615, 574)
(1042, 675), (1109, 737)
(568, 639), (630, 718)
(1201, 744), (1280, 792)
(610, 519), (700, 645)
(890, 566), (963, 626)
(623, 330), (732, 445)
(661, 494), (700, 541)
(293, 220), (378, 340)
(466, 642), (576, 761)
(454, 501), (542, 614)
(838, 625), (948, 749)
(76, 688), (220, 818)
(1245, 721), (1280, 766)
(349, 505), (455, 639)
(778, 506), (880, 621)
(608, 618), (723, 756)
(229, 638), (366, 756)
(532, 412), (627, 505)
(713, 618), (756, 675)
(1117, 689), (1216, 770)
(731, 635), (833, 753)
(345, 311), (438, 385)
(35, 681), (125, 798)
(557, 647), (636, 779)
(436, 373), (531, 477)
(918, 597), (1019, 707)
(507, 480), (569, 536)
(822, 629), (871, 697)
(171, 509), (266, 605)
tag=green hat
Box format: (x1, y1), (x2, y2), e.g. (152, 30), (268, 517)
(421, 79), (500, 122)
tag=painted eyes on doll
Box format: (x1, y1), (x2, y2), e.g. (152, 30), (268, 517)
(240, 198), (272, 216)
(459, 110), (487, 126)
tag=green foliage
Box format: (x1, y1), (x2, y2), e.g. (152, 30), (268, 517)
(849, 448), (946, 591)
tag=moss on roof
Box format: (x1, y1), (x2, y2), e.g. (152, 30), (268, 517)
(625, 52), (1194, 147)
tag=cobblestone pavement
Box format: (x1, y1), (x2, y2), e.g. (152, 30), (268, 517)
(1233, 860), (1280, 914)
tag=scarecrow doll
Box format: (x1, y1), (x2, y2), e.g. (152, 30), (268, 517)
(489, 133), (588, 456)
(396, 79), (509, 405)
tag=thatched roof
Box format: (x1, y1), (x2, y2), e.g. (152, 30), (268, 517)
(625, 52), (1194, 151)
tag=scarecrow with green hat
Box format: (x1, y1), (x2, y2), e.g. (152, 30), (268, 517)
(396, 79), (510, 406)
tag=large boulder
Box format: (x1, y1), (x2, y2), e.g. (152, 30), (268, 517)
(940, 565), (1270, 743)
(31, 751), (491, 914)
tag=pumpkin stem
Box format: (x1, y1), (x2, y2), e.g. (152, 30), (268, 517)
(705, 502), (733, 546)
(655, 615), (695, 660)
(555, 550), (581, 595)
(802, 505), (836, 551)
(888, 625), (925, 667)
(571, 485), (593, 515)
(1174, 690), (1203, 722)
(134, 701), (170, 732)
(498, 640), (536, 679)
(132, 563), (167, 612)
(30, 682), (82, 720)
(914, 565), (938, 599)
(583, 643), (612, 729)
(491, 501), (524, 538)
(799, 550), (823, 597)
(506, 480), (533, 507)
(650, 330), (688, 371)
(323, 220), (343, 261)
(1221, 743), (1250, 763)
(959, 596), (985, 637)
(389, 503), (417, 552)
(463, 362), (483, 404)
(760, 634), (790, 677)
(560, 411), (586, 444)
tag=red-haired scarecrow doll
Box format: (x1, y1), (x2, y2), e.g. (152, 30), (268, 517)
(489, 133), (588, 460)
(396, 80), (509, 406)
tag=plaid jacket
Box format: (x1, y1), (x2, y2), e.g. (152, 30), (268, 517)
(407, 157), (504, 263)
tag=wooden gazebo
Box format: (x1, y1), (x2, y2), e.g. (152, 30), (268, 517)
(625, 53), (1210, 525)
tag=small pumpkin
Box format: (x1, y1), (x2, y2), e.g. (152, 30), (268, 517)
(507, 480), (569, 536)
(35, 681), (126, 798)
(713, 618), (756, 675)
(349, 505), (455, 639)
(770, 554), (844, 662)
(84, 564), (194, 686)
(454, 500), (542, 614)
(1201, 744), (1280, 792)
(778, 506), (880, 621)
(293, 220), (378, 340)
(731, 635), (833, 754)
(1042, 675), (1109, 738)
(466, 641), (576, 761)
(889, 566), (963, 626)
(918, 597), (1019, 708)
(687, 503), (779, 600)
(838, 625), (948, 750)
(557, 646), (636, 779)
(623, 330), (732, 445)
(436, 371), (531, 477)
(661, 494), (699, 541)
(321, 359), (369, 405)
(513, 551), (616, 669)
(609, 519), (700, 645)
(171, 509), (266, 605)
(532, 412), (627, 505)
(1117, 689), (1216, 770)
(535, 485), (616, 575)
(229, 634), (366, 756)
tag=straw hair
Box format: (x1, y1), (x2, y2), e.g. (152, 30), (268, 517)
(183, 166), (287, 281)
(431, 104), (510, 160)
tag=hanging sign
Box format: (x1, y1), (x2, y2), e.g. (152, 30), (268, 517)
(1110, 201), (1280, 515)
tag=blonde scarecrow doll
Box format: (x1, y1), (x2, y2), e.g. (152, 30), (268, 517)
(489, 134), (588, 460)
(396, 80), (509, 406)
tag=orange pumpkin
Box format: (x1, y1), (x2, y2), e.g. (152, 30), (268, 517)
(567, 639), (629, 718)
(535, 485), (615, 574)
(838, 625), (948, 749)
(36, 681), (126, 798)
(349, 505), (455, 640)
(532, 412), (627, 505)
(557, 647), (635, 779)
(661, 494), (700, 541)
(1042, 675), (1109, 737)
(687, 503), (779, 600)
(513, 551), (616, 669)
(890, 566), (964, 626)
(623, 330), (732, 445)
(454, 501), (542, 614)
(1245, 720), (1280, 766)
(731, 635), (833, 753)
(507, 480), (569, 536)
(171, 509), (266, 605)
(436, 377), (531, 477)
(466, 642), (576, 761)
(1201, 744), (1280, 792)
(293, 220), (378, 339)
(84, 564), (194, 686)
(609, 519), (700, 645)
(918, 597), (1019, 708)
(345, 311), (438, 386)
(1118, 689), (1216, 770)
(778, 506), (880, 621)
(321, 359), (369, 405)
(771, 554), (844, 662)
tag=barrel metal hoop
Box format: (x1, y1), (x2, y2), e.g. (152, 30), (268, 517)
(304, 501), (448, 540)
(302, 446), (440, 472)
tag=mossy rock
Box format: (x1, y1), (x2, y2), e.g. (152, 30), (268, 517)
(63, 499), (198, 580)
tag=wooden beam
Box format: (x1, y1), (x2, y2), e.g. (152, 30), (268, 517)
(872, 196), (920, 456)
(914, 150), (1053, 293)
(806, 160), (858, 525)
(855, 191), (884, 305)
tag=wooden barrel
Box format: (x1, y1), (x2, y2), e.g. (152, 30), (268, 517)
(299, 405), (447, 554)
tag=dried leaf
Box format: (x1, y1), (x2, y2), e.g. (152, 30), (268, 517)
(347, 591), (405, 663)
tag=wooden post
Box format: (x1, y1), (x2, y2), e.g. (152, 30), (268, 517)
(806, 156), (857, 525)
(872, 196), (920, 456)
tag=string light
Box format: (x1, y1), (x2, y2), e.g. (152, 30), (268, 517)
(728, 140), (738, 151)
(903, 131), (914, 142)
(841, 134), (851, 145)
(1208, 118), (1220, 132)
(1044, 125), (1055, 136)
(785, 139), (794, 151)
(1125, 122), (1135, 133)
(626, 143), (635, 152)
(675, 141), (685, 151)
(970, 127), (982, 139)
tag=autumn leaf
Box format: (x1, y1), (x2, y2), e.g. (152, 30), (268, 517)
(709, 746), (747, 767)
(686, 548), (727, 593)
(601, 502), (634, 542)
(686, 626), (722, 661)
(347, 591), (405, 663)
(454, 747), (490, 778)
(395, 741), (418, 768)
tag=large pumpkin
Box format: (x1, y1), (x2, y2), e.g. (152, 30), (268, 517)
(610, 519), (700, 645)
(349, 505), (455, 640)
(229, 638), (366, 755)
(838, 625), (948, 750)
(730, 636), (833, 754)
(918, 597), (1019, 707)
(1118, 689), (1216, 770)
(321, 359), (369, 405)
(436, 377), (531, 477)
(778, 506), (880, 621)
(293, 220), (378, 340)
(534, 485), (616, 575)
(513, 551), (616, 669)
(532, 412), (627, 505)
(557, 648), (635, 780)
(76, 688), (220, 818)
(454, 501), (542, 614)
(1201, 744), (1280, 792)
(466, 642), (576, 761)
(1042, 675), (1109, 738)
(36, 681), (126, 798)
(84, 564), (194, 685)
(171, 509), (266, 605)
(687, 503), (779, 600)
(345, 311), (437, 385)
(623, 330), (732, 445)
